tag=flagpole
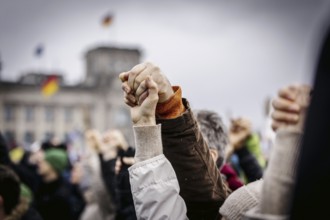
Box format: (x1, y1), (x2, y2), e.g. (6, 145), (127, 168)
(101, 13), (115, 45)
(35, 44), (44, 74)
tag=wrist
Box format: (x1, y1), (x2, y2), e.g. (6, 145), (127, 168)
(133, 124), (163, 163)
(159, 86), (174, 103)
(133, 117), (156, 126)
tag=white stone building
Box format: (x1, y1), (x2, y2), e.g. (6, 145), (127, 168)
(0, 46), (141, 148)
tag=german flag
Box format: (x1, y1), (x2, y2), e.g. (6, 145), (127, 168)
(42, 75), (59, 97)
(102, 14), (113, 27)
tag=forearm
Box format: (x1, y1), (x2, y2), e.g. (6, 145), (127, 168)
(260, 129), (303, 215)
(157, 99), (230, 219)
(98, 153), (118, 203)
(129, 154), (188, 220)
(130, 124), (187, 220)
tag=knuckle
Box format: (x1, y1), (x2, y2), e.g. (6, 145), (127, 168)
(152, 65), (160, 73)
(145, 61), (153, 67)
(272, 99), (279, 108)
(271, 112), (276, 119)
(134, 78), (141, 86)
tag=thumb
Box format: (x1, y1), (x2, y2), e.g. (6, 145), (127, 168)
(145, 76), (159, 102)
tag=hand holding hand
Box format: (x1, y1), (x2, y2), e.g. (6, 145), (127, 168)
(128, 76), (159, 126)
(119, 62), (173, 106)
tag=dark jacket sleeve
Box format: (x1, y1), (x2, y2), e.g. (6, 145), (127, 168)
(98, 153), (118, 203)
(236, 146), (263, 182)
(156, 99), (230, 220)
(99, 153), (137, 220)
(0, 132), (11, 165)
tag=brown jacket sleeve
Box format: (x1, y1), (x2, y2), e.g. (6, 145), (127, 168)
(156, 99), (230, 220)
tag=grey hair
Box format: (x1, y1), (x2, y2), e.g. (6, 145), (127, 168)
(194, 109), (229, 167)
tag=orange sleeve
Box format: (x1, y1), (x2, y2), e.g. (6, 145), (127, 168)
(156, 86), (185, 119)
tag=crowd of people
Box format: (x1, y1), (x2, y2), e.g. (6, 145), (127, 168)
(0, 61), (313, 220)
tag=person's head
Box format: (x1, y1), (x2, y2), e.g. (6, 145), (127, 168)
(103, 129), (128, 151)
(38, 149), (68, 182)
(0, 165), (20, 216)
(194, 110), (229, 167)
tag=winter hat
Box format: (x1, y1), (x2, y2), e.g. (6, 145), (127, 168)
(44, 149), (68, 174)
(220, 179), (263, 220)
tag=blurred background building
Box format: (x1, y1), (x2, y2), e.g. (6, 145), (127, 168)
(0, 46), (140, 148)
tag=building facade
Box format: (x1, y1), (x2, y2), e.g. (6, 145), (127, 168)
(0, 46), (141, 148)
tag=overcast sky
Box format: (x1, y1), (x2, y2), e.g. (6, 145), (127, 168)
(1, 0), (329, 129)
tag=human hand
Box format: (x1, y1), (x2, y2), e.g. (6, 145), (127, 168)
(115, 157), (135, 174)
(85, 129), (103, 153)
(126, 76), (159, 126)
(102, 131), (120, 160)
(103, 130), (128, 151)
(229, 118), (252, 150)
(119, 62), (173, 106)
(70, 163), (83, 185)
(271, 84), (311, 132)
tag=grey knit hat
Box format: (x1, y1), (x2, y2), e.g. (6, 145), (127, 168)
(220, 180), (263, 220)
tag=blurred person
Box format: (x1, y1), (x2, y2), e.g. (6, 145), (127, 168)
(0, 165), (42, 220)
(35, 148), (84, 220)
(120, 62), (230, 219)
(194, 110), (244, 191)
(68, 162), (86, 220)
(227, 118), (263, 183)
(86, 129), (137, 220)
(40, 140), (73, 185)
(0, 133), (40, 202)
(103, 129), (136, 220)
(80, 131), (116, 220)
(229, 118), (266, 177)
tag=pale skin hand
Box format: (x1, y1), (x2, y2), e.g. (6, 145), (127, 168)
(225, 118), (252, 160)
(85, 129), (118, 159)
(85, 129), (103, 153)
(126, 76), (159, 126)
(229, 118), (252, 150)
(271, 84), (311, 132)
(119, 62), (173, 106)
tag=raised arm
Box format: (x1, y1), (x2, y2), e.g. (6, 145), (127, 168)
(120, 62), (230, 220)
(121, 76), (188, 220)
(244, 84), (311, 219)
